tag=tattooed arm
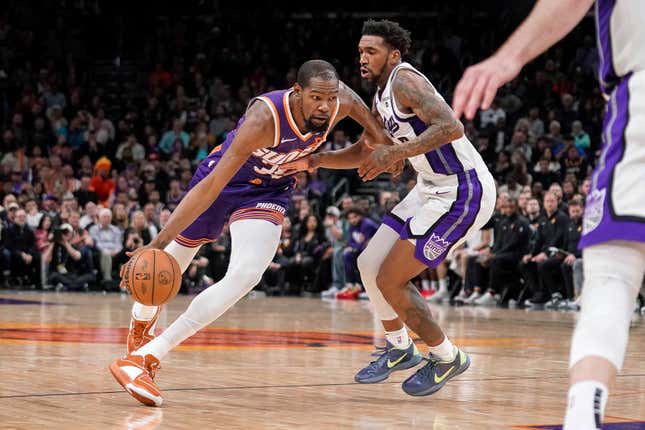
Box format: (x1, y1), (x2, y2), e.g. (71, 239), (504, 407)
(357, 69), (463, 180)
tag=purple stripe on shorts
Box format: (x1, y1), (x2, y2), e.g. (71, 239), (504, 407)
(439, 144), (465, 174)
(579, 74), (644, 248)
(593, 74), (631, 191)
(412, 170), (483, 267)
(596, 0), (618, 94)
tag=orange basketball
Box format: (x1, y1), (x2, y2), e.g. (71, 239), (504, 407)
(122, 249), (181, 306)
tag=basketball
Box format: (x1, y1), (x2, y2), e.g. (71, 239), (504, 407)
(122, 249), (181, 306)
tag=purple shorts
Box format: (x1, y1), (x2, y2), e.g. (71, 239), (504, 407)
(176, 161), (289, 248)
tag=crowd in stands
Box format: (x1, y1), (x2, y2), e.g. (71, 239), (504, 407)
(0, 5), (621, 310)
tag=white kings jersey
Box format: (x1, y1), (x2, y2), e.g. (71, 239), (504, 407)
(374, 62), (487, 182)
(596, 0), (645, 95)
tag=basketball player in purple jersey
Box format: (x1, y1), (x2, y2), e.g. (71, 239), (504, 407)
(108, 60), (391, 407)
(452, 1), (645, 428)
(284, 20), (496, 396)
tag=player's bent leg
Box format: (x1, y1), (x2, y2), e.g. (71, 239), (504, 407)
(127, 241), (201, 354)
(111, 219), (281, 405)
(355, 224), (424, 383)
(357, 224), (401, 322)
(374, 239), (470, 396)
(564, 241), (645, 430)
(137, 219), (280, 360)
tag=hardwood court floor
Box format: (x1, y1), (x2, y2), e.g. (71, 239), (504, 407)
(1, 291), (644, 429)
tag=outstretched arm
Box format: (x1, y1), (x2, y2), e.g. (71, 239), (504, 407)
(282, 135), (372, 174)
(358, 70), (463, 180)
(452, 0), (594, 119)
(148, 102), (274, 249)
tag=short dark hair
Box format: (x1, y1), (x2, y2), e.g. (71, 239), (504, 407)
(362, 19), (412, 56)
(343, 206), (365, 218)
(296, 60), (339, 88)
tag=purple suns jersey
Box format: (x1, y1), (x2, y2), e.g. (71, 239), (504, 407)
(175, 88), (339, 247)
(205, 88), (340, 189)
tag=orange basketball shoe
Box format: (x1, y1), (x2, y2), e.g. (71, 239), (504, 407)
(127, 306), (162, 355)
(109, 354), (163, 407)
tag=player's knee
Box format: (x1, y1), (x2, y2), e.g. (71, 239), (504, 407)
(375, 268), (395, 295)
(226, 265), (263, 289)
(357, 250), (377, 279)
(570, 275), (637, 369)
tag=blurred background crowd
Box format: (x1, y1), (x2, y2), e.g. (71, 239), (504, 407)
(0, 2), (611, 310)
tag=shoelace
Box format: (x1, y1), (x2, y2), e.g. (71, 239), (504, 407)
(359, 345), (392, 374)
(414, 354), (442, 379)
(147, 361), (159, 379)
(132, 323), (145, 338)
(370, 345), (388, 357)
(131, 323), (147, 348)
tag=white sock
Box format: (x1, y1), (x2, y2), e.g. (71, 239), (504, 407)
(135, 314), (199, 360)
(438, 277), (449, 291)
(421, 279), (431, 291)
(385, 327), (410, 349)
(428, 336), (456, 362)
(132, 302), (159, 321)
(564, 381), (608, 430)
(430, 280), (438, 291)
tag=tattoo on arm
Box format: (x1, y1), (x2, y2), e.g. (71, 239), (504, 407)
(390, 70), (464, 160)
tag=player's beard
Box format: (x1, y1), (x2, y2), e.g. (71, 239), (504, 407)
(304, 117), (329, 132)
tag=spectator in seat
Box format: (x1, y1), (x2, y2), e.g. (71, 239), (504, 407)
(24, 198), (43, 230)
(320, 206), (346, 298)
(2, 209), (40, 287)
(477, 197), (530, 305)
(90, 157), (115, 207)
(520, 192), (569, 307)
(43, 223), (96, 290)
(89, 208), (123, 283)
(560, 200), (584, 309)
(572, 120), (591, 156)
(338, 206), (378, 300)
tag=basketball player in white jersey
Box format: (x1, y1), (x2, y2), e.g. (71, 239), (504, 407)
(284, 20), (496, 396)
(452, 1), (644, 428)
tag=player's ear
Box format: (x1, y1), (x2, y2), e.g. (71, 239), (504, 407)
(293, 83), (303, 96)
(390, 49), (401, 65)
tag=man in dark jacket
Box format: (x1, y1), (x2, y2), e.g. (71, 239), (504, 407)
(482, 197), (531, 304)
(520, 191), (569, 306)
(2, 208), (40, 287)
(560, 199), (584, 304)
